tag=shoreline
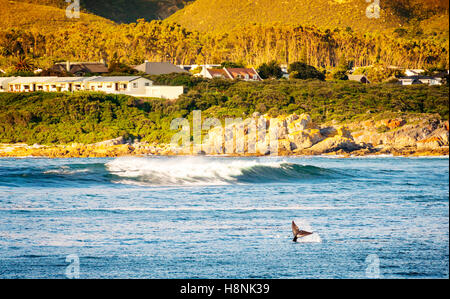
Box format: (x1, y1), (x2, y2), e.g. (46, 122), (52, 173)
(0, 143), (448, 159)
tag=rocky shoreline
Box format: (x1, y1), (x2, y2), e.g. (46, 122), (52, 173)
(0, 113), (448, 158)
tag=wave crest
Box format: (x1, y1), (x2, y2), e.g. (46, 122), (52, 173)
(106, 157), (337, 186)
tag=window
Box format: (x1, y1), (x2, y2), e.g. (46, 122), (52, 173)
(145, 83), (150, 87)
(253, 75), (258, 80)
(133, 83), (138, 88)
(122, 84), (128, 89)
(24, 85), (30, 89)
(98, 84), (103, 88)
(106, 84), (112, 88)
(51, 85), (56, 89)
(245, 74), (249, 80)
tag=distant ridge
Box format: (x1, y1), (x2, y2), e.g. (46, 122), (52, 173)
(14, 0), (195, 23)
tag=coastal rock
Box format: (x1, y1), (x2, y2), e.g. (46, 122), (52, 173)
(308, 136), (362, 154)
(94, 136), (126, 147)
(381, 119), (406, 130)
(287, 114), (315, 134)
(288, 129), (323, 150)
(269, 117), (289, 139)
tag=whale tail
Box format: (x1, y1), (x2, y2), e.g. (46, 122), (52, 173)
(292, 221), (313, 242)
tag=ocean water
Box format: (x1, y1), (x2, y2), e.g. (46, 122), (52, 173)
(0, 156), (448, 279)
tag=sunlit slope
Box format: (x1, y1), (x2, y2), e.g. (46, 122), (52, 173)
(0, 0), (113, 31)
(167, 0), (448, 33)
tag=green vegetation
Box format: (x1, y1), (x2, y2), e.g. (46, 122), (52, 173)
(257, 61), (283, 80)
(288, 63), (325, 81)
(1, 79), (448, 145)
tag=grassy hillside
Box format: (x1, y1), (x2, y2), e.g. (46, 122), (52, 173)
(15, 0), (194, 23)
(0, 79), (448, 145)
(167, 0), (449, 33)
(0, 0), (113, 31)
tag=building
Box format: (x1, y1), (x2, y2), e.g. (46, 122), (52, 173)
(50, 60), (109, 76)
(398, 77), (422, 85)
(398, 75), (442, 86)
(7, 77), (58, 92)
(0, 77), (18, 92)
(134, 61), (188, 76)
(198, 67), (262, 81)
(348, 74), (371, 84)
(5, 76), (184, 100)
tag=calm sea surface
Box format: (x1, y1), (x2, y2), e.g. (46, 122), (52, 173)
(0, 156), (448, 279)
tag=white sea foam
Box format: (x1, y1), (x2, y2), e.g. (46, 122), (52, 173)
(295, 233), (322, 243)
(106, 157), (289, 186)
(293, 219), (322, 243)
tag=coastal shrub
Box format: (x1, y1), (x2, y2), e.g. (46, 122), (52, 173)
(0, 80), (448, 145)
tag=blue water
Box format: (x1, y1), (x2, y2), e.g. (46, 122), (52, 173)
(0, 156), (448, 279)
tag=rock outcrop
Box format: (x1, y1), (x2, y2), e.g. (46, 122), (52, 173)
(0, 113), (448, 158)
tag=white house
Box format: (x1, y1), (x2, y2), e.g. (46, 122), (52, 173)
(398, 76), (442, 86)
(198, 67), (262, 81)
(0, 77), (18, 92)
(5, 76), (184, 100)
(8, 77), (58, 92)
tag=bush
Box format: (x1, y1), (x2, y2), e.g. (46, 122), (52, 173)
(288, 62), (325, 81)
(257, 61), (283, 79)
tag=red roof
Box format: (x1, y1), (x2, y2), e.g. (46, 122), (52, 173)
(206, 68), (262, 81)
(226, 68), (261, 80)
(207, 68), (230, 78)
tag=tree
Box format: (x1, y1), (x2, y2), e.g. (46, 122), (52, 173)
(332, 56), (350, 80)
(257, 61), (283, 79)
(13, 55), (34, 72)
(288, 62), (325, 81)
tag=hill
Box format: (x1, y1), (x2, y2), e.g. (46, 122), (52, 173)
(15, 0), (194, 23)
(167, 0), (449, 33)
(0, 0), (113, 31)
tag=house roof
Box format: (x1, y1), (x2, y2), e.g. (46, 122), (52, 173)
(52, 77), (94, 83)
(226, 68), (261, 80)
(0, 77), (18, 84)
(134, 62), (188, 75)
(9, 77), (58, 84)
(399, 76), (439, 80)
(52, 62), (109, 74)
(348, 74), (370, 82)
(207, 68), (230, 78)
(7, 76), (151, 85)
(86, 76), (145, 83)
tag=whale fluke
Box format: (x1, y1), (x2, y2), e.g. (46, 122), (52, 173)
(292, 221), (313, 242)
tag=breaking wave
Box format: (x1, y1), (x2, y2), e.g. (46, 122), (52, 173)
(106, 157), (340, 186)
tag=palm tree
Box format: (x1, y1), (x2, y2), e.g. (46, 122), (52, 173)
(13, 55), (34, 72)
